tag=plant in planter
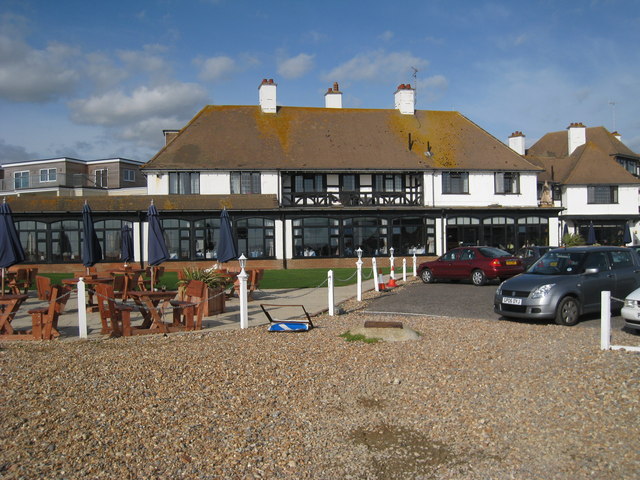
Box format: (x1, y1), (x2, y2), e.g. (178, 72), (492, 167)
(178, 267), (234, 315)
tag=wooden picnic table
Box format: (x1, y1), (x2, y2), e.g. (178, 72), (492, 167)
(62, 276), (114, 312)
(128, 290), (180, 334)
(0, 294), (29, 339)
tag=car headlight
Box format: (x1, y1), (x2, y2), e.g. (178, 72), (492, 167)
(530, 284), (555, 299)
(496, 281), (504, 295)
(624, 299), (637, 308)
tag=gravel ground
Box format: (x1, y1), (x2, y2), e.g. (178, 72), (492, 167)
(1, 284), (639, 479)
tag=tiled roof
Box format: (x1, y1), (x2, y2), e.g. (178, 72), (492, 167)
(142, 106), (541, 172)
(526, 126), (640, 185)
(6, 194), (279, 215)
(527, 126), (639, 159)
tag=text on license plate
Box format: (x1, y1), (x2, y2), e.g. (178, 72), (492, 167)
(502, 297), (522, 305)
(505, 260), (517, 265)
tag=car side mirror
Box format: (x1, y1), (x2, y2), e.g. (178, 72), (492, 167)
(584, 267), (599, 275)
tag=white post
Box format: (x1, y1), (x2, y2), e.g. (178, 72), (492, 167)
(77, 277), (88, 339)
(356, 254), (363, 302)
(412, 249), (417, 277)
(402, 258), (407, 282)
(328, 270), (335, 316)
(372, 257), (379, 292)
(389, 247), (395, 279)
(238, 254), (249, 329)
(600, 290), (611, 350)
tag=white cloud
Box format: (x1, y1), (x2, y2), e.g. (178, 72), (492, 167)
(195, 55), (237, 81)
(379, 30), (394, 41)
(117, 44), (170, 75)
(277, 53), (315, 79)
(323, 50), (428, 84)
(0, 34), (80, 102)
(417, 75), (449, 103)
(69, 83), (209, 126)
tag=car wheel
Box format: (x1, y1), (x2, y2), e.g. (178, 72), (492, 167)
(555, 297), (580, 326)
(420, 269), (434, 284)
(471, 269), (486, 286)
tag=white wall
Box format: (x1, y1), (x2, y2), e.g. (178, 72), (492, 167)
(563, 185), (639, 216)
(432, 171), (539, 207)
(201, 172), (230, 194)
(146, 173), (167, 194)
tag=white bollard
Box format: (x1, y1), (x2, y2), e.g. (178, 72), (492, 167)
(600, 290), (611, 350)
(372, 257), (379, 292)
(356, 256), (363, 302)
(77, 277), (88, 339)
(238, 269), (249, 329)
(328, 270), (334, 316)
(412, 251), (417, 277)
(402, 258), (407, 282)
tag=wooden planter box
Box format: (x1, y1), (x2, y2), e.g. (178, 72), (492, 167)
(204, 286), (226, 316)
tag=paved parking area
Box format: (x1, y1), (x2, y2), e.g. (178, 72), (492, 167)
(365, 279), (637, 334)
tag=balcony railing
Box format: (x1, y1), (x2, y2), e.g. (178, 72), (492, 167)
(282, 191), (423, 207)
(0, 173), (104, 193)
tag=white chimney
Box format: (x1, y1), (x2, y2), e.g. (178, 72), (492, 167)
(394, 84), (415, 115)
(258, 78), (277, 113)
(324, 82), (342, 108)
(508, 131), (526, 155)
(567, 122), (586, 155)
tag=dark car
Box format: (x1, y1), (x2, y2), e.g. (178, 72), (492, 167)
(418, 246), (524, 286)
(495, 246), (640, 326)
(515, 246), (556, 269)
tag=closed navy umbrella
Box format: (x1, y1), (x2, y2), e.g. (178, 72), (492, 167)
(623, 223), (632, 245)
(0, 198), (26, 293)
(217, 208), (237, 264)
(121, 224), (134, 265)
(147, 202), (169, 287)
(562, 223), (569, 245)
(82, 201), (103, 274)
(587, 222), (597, 245)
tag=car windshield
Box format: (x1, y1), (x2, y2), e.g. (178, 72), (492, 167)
(478, 247), (511, 258)
(528, 251), (586, 275)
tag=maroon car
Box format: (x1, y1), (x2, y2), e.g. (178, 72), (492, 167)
(418, 246), (524, 286)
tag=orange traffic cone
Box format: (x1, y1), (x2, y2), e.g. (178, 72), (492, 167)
(377, 269), (386, 291)
(387, 266), (398, 288)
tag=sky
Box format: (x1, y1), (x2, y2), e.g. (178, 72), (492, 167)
(1, 0), (639, 163)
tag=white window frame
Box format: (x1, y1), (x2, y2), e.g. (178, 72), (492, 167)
(14, 171), (30, 189)
(39, 168), (57, 183)
(95, 168), (108, 188)
(123, 169), (135, 182)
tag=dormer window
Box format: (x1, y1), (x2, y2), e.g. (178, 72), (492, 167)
(169, 172), (200, 194)
(442, 171), (469, 194)
(495, 172), (520, 194)
(587, 185), (618, 204)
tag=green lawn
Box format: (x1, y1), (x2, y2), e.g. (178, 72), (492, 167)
(33, 267), (388, 291)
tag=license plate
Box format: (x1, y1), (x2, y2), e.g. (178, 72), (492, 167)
(505, 260), (517, 265)
(502, 297), (522, 305)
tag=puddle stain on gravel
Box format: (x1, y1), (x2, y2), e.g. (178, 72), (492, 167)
(349, 424), (453, 479)
(357, 397), (385, 409)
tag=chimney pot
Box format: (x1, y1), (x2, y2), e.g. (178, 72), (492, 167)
(508, 131), (526, 155)
(259, 78), (277, 113)
(324, 81), (343, 108)
(394, 84), (415, 114)
(567, 122), (586, 154)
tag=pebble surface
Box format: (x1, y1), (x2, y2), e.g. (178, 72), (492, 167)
(1, 286), (639, 479)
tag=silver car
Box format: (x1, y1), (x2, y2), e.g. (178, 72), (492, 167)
(494, 246), (640, 326)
